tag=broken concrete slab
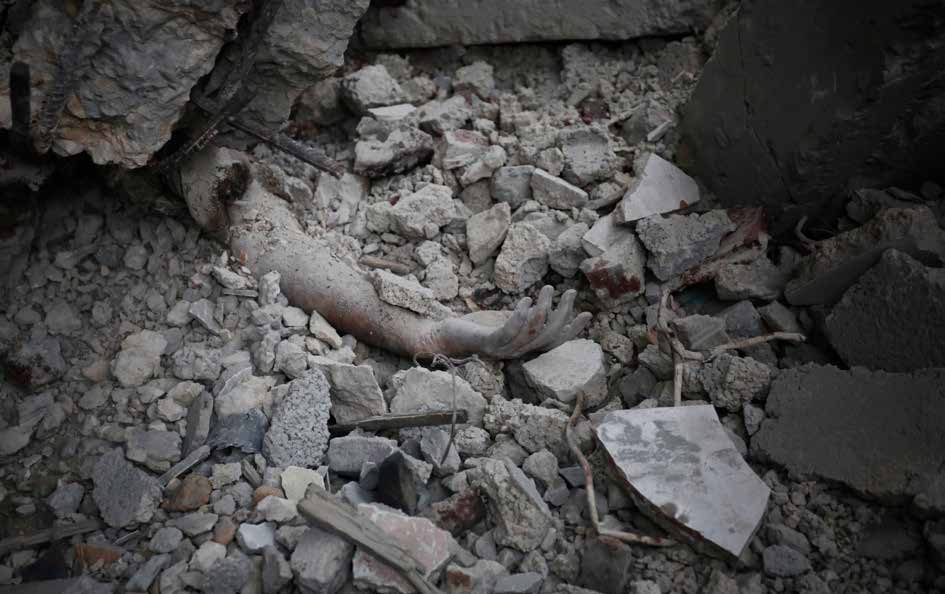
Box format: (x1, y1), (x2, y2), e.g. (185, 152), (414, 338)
(752, 364), (945, 502)
(467, 202), (512, 265)
(92, 448), (162, 528)
(341, 65), (407, 114)
(440, 129), (490, 170)
(389, 183), (458, 240)
(494, 223), (552, 293)
(453, 61), (496, 99)
(595, 406), (770, 561)
(354, 124), (434, 178)
(636, 211), (735, 281)
(389, 367), (488, 426)
(326, 432), (397, 476)
(291, 527), (354, 594)
(785, 207), (945, 305)
(111, 330), (167, 388)
(484, 397), (589, 460)
(671, 315), (730, 351)
(549, 222), (590, 278)
(5, 335), (66, 390)
(352, 503), (454, 593)
(579, 234), (646, 306)
(825, 249), (945, 372)
(679, 0), (945, 221)
(530, 169), (589, 210)
(614, 153), (700, 223)
(492, 166), (535, 209)
(263, 370), (332, 469)
(698, 354), (772, 412)
(369, 269), (452, 320)
(467, 458), (553, 553)
(558, 125), (618, 186)
(308, 356), (388, 424)
(522, 339), (607, 407)
(418, 95), (474, 136)
(358, 0), (717, 48)
(581, 213), (633, 258)
(2, 1), (245, 167)
(715, 256), (787, 301)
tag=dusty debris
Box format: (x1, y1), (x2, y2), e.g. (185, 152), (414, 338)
(785, 206), (945, 305)
(595, 406), (770, 561)
(637, 211), (736, 281)
(298, 488), (445, 594)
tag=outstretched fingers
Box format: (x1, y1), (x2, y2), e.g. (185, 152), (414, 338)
(482, 296), (532, 353)
(481, 286), (591, 359)
(544, 311), (592, 352)
(494, 285), (554, 358)
(504, 288), (577, 357)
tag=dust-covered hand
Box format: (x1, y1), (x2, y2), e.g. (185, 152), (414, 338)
(432, 286), (592, 359)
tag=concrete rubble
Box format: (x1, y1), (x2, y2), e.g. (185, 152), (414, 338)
(824, 249), (945, 372)
(358, 0), (718, 48)
(1, 14), (943, 594)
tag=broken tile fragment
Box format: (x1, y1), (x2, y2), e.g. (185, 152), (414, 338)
(595, 406), (770, 561)
(614, 153), (700, 223)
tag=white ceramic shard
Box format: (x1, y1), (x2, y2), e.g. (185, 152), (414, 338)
(614, 153), (700, 223)
(594, 405), (769, 560)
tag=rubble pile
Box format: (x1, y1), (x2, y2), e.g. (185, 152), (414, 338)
(1, 31), (944, 594)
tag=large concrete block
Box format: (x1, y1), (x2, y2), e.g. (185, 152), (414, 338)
(679, 0), (945, 223)
(825, 249), (945, 372)
(358, 0), (719, 49)
(752, 364), (945, 502)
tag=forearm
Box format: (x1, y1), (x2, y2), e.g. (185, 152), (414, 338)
(228, 182), (442, 356)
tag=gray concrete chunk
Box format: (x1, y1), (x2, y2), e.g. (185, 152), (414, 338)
(825, 249), (945, 372)
(495, 223), (551, 293)
(522, 339), (607, 406)
(341, 65), (406, 114)
(530, 169), (588, 210)
(467, 202), (512, 265)
(636, 211), (735, 281)
(579, 234), (646, 305)
(263, 370), (332, 468)
(308, 357), (387, 424)
(558, 125), (617, 186)
(92, 449), (162, 528)
(752, 364), (945, 500)
(492, 166), (535, 208)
